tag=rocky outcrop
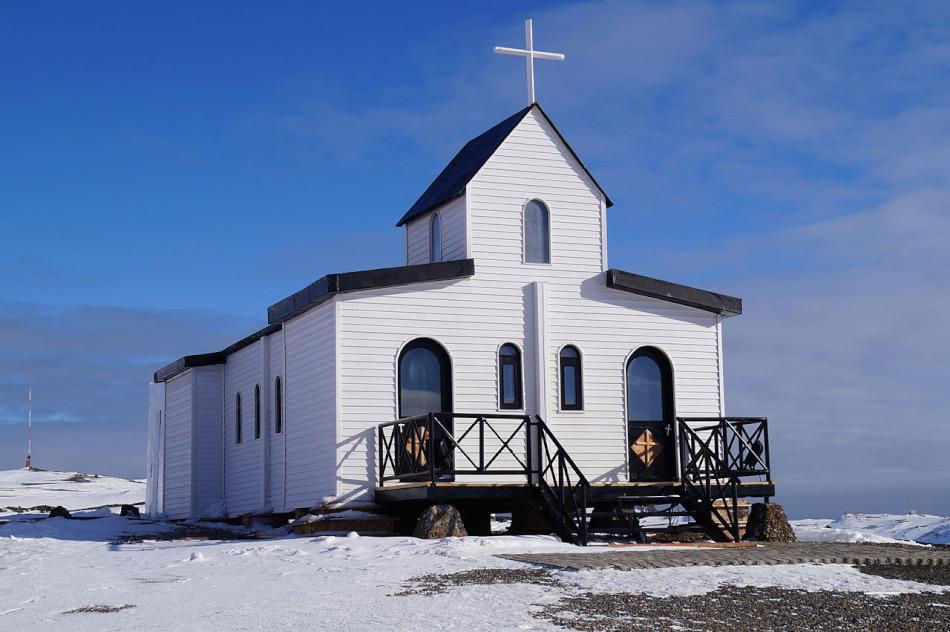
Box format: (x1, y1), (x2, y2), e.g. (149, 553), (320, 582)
(413, 504), (467, 539)
(744, 503), (796, 542)
(120, 504), (141, 518)
(48, 506), (71, 519)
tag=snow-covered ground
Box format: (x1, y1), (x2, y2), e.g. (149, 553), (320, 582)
(0, 468), (947, 630)
(0, 468), (144, 516)
(793, 513), (950, 545)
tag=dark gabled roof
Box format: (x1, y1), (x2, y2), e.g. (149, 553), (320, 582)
(605, 269), (742, 316)
(153, 259), (476, 383)
(396, 103), (612, 227)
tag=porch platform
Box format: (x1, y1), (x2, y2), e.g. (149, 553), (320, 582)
(374, 480), (776, 504)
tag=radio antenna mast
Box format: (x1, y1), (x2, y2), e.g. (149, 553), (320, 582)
(25, 375), (32, 470)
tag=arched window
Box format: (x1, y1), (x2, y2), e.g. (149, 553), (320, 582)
(498, 344), (523, 410)
(398, 338), (452, 418)
(274, 376), (283, 434)
(524, 199), (550, 264)
(559, 346), (583, 410)
(235, 392), (242, 444)
(626, 348), (673, 423)
(254, 384), (261, 439)
(429, 212), (442, 263)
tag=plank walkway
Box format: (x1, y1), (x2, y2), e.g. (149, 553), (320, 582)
(498, 542), (950, 571)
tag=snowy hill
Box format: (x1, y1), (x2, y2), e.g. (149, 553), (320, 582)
(793, 513), (950, 546)
(0, 468), (144, 516)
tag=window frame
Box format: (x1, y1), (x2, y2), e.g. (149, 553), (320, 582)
(522, 198), (552, 265)
(397, 337), (453, 419)
(274, 375), (283, 434)
(558, 345), (584, 411)
(625, 346), (674, 424)
(235, 392), (242, 444)
(254, 384), (262, 439)
(429, 211), (442, 263)
(498, 343), (524, 411)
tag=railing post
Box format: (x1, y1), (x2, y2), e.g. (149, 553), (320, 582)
(378, 425), (384, 487)
(525, 416), (533, 486)
(478, 416), (485, 473)
(427, 413), (436, 484)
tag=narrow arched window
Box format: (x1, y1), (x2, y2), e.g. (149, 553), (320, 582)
(524, 199), (550, 263)
(429, 212), (442, 263)
(254, 384), (261, 439)
(559, 346), (583, 410)
(498, 344), (523, 410)
(274, 376), (283, 434)
(235, 392), (242, 444)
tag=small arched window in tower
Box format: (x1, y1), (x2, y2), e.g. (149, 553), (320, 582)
(254, 384), (262, 439)
(498, 344), (523, 410)
(429, 212), (442, 263)
(559, 345), (583, 410)
(524, 199), (550, 263)
(274, 376), (283, 434)
(235, 393), (242, 444)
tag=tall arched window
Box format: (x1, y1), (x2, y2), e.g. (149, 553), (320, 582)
(524, 199), (550, 263)
(559, 345), (583, 410)
(498, 344), (523, 410)
(274, 376), (283, 434)
(254, 384), (262, 439)
(398, 338), (452, 418)
(429, 212), (442, 263)
(235, 392), (242, 444)
(626, 347), (674, 481)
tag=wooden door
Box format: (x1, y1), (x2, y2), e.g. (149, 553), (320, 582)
(626, 348), (675, 481)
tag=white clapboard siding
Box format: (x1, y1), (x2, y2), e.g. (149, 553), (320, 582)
(467, 109), (604, 282)
(268, 331), (286, 512)
(162, 371), (193, 519)
(283, 300), (337, 510)
(192, 365), (224, 517)
(405, 196), (467, 265)
(224, 342), (264, 515)
(337, 277), (534, 500)
(543, 284), (722, 482)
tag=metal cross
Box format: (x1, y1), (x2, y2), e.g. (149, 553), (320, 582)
(494, 19), (565, 105)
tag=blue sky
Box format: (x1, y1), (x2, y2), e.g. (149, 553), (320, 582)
(1, 1), (948, 518)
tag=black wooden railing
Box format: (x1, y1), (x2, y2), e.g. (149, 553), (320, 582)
(377, 412), (590, 545)
(378, 413), (532, 484)
(531, 415), (590, 545)
(677, 417), (771, 541)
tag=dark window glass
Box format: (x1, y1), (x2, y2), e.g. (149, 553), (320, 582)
(398, 339), (451, 418)
(559, 346), (582, 410)
(254, 384), (261, 439)
(430, 213), (442, 263)
(274, 376), (283, 434)
(235, 393), (242, 444)
(498, 344), (523, 409)
(524, 200), (550, 263)
(627, 348), (672, 422)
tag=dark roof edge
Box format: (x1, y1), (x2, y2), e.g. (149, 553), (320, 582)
(267, 258), (476, 324)
(605, 269), (742, 316)
(155, 259), (476, 384)
(531, 103), (613, 209)
(153, 323), (280, 384)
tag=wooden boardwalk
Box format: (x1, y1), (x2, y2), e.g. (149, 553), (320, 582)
(499, 542), (950, 571)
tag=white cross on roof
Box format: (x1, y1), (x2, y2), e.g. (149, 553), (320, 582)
(494, 19), (565, 105)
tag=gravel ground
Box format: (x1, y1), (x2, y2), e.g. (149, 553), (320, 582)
(394, 568), (563, 595)
(397, 565), (950, 631)
(858, 563), (950, 586)
(536, 586), (950, 632)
